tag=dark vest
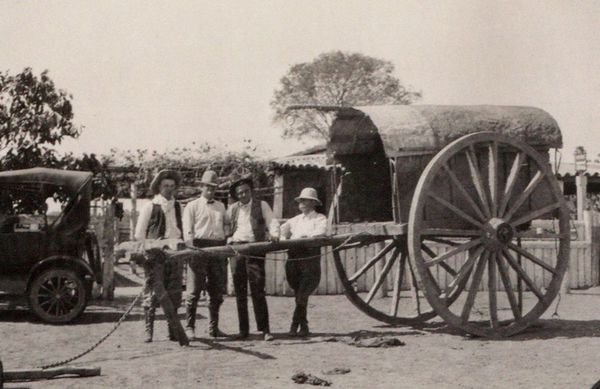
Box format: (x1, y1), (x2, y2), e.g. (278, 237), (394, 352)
(230, 199), (267, 242)
(146, 202), (183, 239)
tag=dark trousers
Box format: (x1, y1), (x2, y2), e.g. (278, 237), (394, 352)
(185, 239), (226, 329)
(141, 254), (183, 309)
(230, 251), (270, 334)
(285, 247), (321, 324)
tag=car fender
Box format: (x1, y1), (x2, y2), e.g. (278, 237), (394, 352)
(27, 255), (97, 289)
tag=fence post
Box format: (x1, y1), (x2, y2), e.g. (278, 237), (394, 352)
(102, 202), (115, 300)
(576, 174), (587, 220)
(130, 183), (138, 240)
(272, 174), (284, 219)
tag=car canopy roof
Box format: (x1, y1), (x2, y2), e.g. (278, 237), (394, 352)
(0, 167), (92, 193)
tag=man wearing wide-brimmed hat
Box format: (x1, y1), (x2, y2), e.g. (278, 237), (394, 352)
(280, 187), (327, 337)
(227, 175), (279, 341)
(182, 170), (230, 338)
(134, 169), (184, 342)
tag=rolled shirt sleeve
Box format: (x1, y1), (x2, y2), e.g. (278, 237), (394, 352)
(182, 202), (195, 242)
(260, 200), (279, 238)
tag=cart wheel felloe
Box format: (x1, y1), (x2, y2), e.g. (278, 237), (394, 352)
(333, 237), (465, 325)
(29, 268), (88, 324)
(408, 132), (570, 337)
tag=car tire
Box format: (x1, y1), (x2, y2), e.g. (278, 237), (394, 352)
(29, 268), (88, 324)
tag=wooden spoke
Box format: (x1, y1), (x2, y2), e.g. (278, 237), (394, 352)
(465, 146), (491, 218)
(365, 247), (400, 304)
(502, 248), (545, 301)
(421, 243), (458, 277)
(488, 251), (499, 329)
(425, 238), (482, 267)
(443, 245), (485, 298)
(498, 152), (525, 216)
(509, 202), (561, 228)
(424, 236), (459, 247)
(442, 164), (487, 222)
(428, 192), (484, 229)
(348, 241), (396, 283)
(488, 141), (499, 217)
(407, 256), (422, 315)
(507, 242), (558, 275)
(516, 238), (523, 313)
(422, 228), (482, 237)
(502, 170), (544, 221)
(390, 250), (408, 316)
(496, 252), (522, 320)
(460, 251), (488, 324)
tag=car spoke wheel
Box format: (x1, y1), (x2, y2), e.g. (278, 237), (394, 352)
(29, 268), (88, 323)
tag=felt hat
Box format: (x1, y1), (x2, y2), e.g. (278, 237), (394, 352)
(294, 187), (322, 206)
(229, 175), (254, 201)
(199, 170), (219, 187)
(150, 169), (182, 194)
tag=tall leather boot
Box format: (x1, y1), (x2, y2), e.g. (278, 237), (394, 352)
(185, 301), (197, 332)
(289, 305), (301, 336)
(298, 306), (309, 337)
(144, 307), (155, 343)
(208, 306), (227, 338)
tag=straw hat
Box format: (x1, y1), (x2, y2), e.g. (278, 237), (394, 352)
(229, 175), (254, 201)
(150, 169), (182, 194)
(199, 170), (219, 187)
(294, 187), (322, 206)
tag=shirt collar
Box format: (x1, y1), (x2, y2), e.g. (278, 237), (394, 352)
(200, 196), (216, 204)
(152, 194), (174, 205)
(301, 210), (316, 219)
(239, 199), (252, 208)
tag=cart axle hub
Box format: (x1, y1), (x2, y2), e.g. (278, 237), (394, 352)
(483, 218), (514, 249)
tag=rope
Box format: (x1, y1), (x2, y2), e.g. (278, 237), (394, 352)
(37, 289), (144, 370)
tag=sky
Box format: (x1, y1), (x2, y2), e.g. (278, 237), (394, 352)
(1, 0), (598, 160)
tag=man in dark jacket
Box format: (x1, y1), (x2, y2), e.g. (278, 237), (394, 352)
(134, 169), (184, 342)
(227, 176), (279, 341)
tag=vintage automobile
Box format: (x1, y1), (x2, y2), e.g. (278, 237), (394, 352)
(0, 168), (102, 323)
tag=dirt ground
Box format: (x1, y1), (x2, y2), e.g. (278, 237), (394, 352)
(2, 282), (600, 389)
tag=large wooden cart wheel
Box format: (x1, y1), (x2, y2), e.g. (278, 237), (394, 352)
(333, 236), (466, 325)
(409, 132), (570, 337)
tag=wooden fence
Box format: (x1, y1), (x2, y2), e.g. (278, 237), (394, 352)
(93, 201), (600, 296)
(263, 212), (600, 295)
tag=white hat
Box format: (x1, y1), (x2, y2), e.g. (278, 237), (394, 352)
(294, 187), (322, 206)
(199, 170), (219, 187)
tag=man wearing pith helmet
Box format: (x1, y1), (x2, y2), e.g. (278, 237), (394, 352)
(227, 175), (279, 341)
(134, 169), (184, 343)
(280, 187), (327, 337)
(182, 170), (230, 338)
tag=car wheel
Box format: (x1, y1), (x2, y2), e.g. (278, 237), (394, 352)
(29, 268), (88, 324)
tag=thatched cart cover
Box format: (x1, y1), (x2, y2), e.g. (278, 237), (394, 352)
(329, 105), (562, 157)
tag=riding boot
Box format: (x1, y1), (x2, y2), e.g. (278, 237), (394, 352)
(144, 307), (155, 343)
(185, 301), (197, 331)
(297, 306), (309, 337)
(167, 323), (177, 341)
(208, 306), (227, 338)
(289, 305), (301, 336)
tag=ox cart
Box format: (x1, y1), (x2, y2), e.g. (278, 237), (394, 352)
(142, 105), (569, 339)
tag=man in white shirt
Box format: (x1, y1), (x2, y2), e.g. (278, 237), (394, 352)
(182, 170), (229, 338)
(280, 187), (327, 337)
(134, 169), (184, 343)
(227, 176), (279, 341)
